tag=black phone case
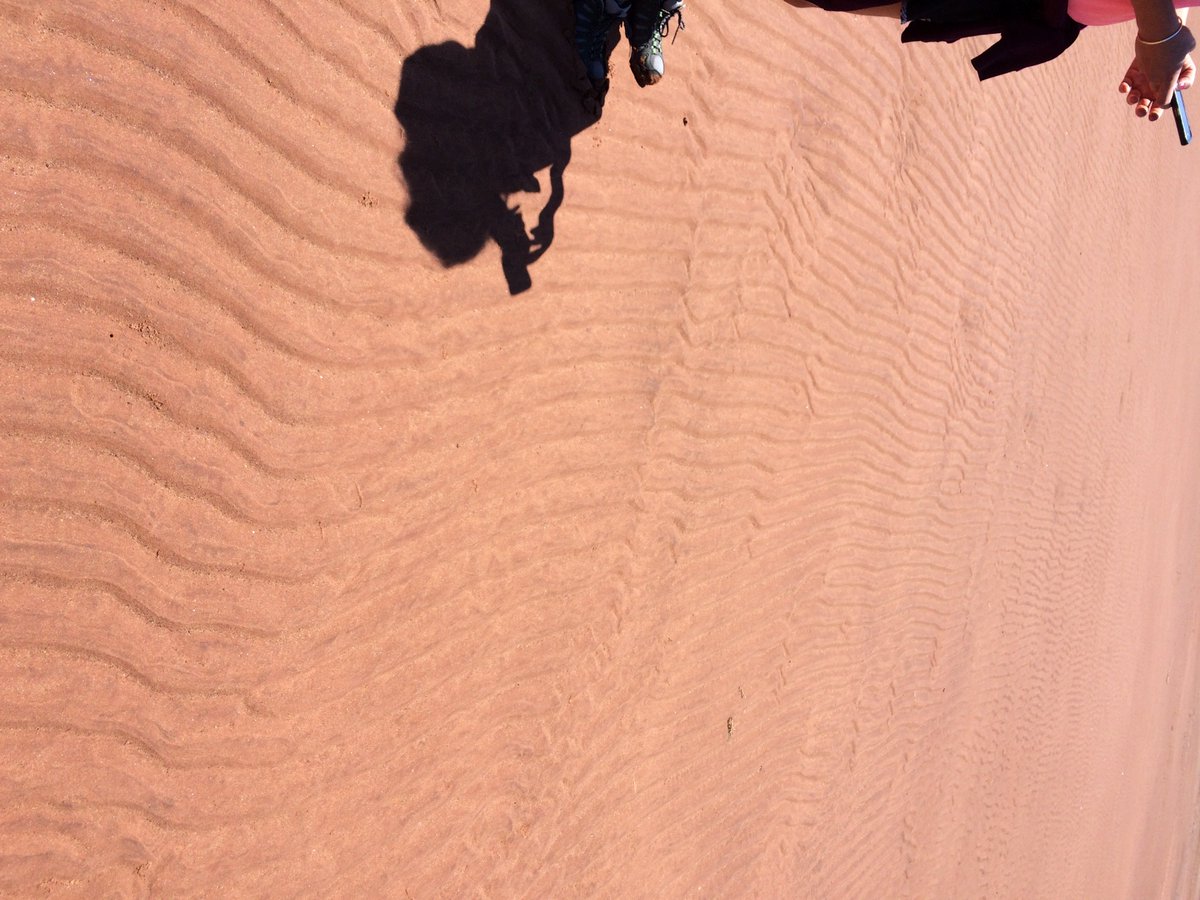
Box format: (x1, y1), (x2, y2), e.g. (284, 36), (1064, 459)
(1173, 90), (1192, 146)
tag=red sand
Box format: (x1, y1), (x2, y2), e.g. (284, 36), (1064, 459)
(2, 2), (1199, 896)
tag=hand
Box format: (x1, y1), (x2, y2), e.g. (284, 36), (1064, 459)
(1120, 50), (1196, 121)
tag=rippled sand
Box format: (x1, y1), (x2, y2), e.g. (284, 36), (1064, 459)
(2, 2), (1198, 896)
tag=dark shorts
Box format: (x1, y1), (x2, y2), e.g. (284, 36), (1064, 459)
(801, 0), (1081, 80)
(802, 0), (1038, 26)
(903, 0), (1041, 24)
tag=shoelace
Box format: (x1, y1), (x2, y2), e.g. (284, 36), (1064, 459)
(655, 2), (685, 48)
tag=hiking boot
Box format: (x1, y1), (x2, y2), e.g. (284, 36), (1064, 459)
(627, 0), (685, 87)
(575, 0), (631, 83)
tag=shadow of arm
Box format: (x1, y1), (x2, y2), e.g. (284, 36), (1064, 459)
(528, 145), (570, 262)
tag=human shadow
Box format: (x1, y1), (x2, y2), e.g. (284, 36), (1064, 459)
(395, 0), (607, 295)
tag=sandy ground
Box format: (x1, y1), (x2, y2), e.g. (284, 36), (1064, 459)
(2, 1), (1199, 896)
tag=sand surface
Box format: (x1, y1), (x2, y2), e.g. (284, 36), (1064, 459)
(2, 1), (1199, 896)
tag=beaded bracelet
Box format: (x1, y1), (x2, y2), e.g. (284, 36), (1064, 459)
(1138, 17), (1184, 45)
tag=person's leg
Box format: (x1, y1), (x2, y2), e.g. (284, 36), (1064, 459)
(575, 0), (632, 82)
(628, 0), (685, 87)
(786, 0), (903, 18)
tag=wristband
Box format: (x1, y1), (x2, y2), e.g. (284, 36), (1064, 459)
(1138, 18), (1184, 45)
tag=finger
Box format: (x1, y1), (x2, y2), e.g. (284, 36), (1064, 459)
(1149, 103), (1166, 121)
(1137, 97), (1153, 117)
(1154, 73), (1180, 107)
(1126, 88), (1141, 105)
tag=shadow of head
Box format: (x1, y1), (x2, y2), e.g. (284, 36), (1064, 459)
(394, 0), (605, 295)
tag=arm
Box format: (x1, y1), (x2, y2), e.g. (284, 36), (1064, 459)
(1119, 1), (1196, 120)
(1131, 0), (1187, 46)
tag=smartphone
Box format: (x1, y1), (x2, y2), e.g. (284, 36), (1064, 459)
(1173, 90), (1192, 146)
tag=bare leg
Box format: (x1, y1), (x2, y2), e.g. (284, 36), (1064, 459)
(784, 0), (903, 18)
